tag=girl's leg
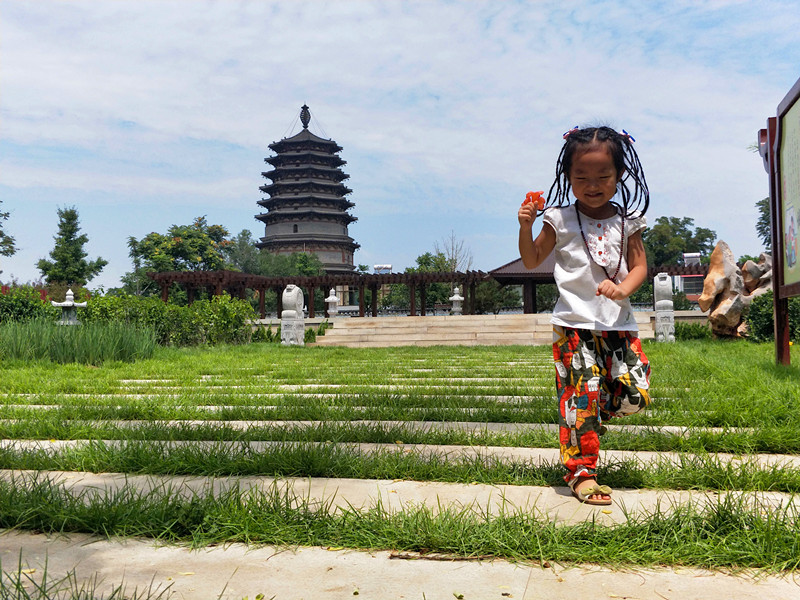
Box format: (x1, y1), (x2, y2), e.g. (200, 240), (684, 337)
(599, 331), (651, 418)
(553, 327), (605, 486)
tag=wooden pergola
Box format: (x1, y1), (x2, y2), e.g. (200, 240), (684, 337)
(490, 257), (710, 314)
(148, 269), (490, 318)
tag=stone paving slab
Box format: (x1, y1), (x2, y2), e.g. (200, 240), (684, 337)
(1, 470), (796, 526)
(3, 439), (797, 470)
(1, 530), (798, 600)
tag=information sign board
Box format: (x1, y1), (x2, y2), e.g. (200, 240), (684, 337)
(779, 98), (800, 286)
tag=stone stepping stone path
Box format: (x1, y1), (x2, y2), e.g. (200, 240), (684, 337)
(0, 348), (798, 598)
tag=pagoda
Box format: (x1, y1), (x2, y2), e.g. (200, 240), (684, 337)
(255, 105), (360, 273)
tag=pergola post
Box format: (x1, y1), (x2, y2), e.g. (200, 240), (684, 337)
(419, 284), (427, 316)
(409, 283), (417, 316)
(187, 286), (195, 305)
(469, 281), (477, 315)
(308, 285), (315, 318)
(258, 289), (266, 319)
(522, 281), (535, 314)
(358, 284), (365, 317)
(160, 283), (169, 303)
(275, 286), (283, 315)
(370, 284), (378, 317)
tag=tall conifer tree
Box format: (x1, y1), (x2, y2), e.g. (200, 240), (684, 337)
(37, 206), (107, 285)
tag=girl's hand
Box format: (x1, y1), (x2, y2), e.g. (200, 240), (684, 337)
(596, 279), (627, 300)
(518, 191), (544, 228)
(518, 203), (538, 228)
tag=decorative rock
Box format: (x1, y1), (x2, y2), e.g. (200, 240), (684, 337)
(280, 284), (305, 346)
(698, 242), (773, 338)
(741, 253), (772, 295)
(653, 273), (675, 342)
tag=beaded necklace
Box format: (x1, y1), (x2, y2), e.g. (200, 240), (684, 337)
(575, 202), (625, 282)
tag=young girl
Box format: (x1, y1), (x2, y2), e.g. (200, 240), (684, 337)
(517, 126), (651, 506)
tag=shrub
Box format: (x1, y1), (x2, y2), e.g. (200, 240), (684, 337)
(746, 290), (800, 343)
(672, 292), (694, 311)
(79, 293), (256, 347)
(0, 286), (59, 323)
(251, 324), (269, 343)
(674, 321), (712, 341)
(0, 319), (156, 364)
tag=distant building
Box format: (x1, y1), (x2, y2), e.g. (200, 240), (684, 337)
(675, 252), (704, 300)
(255, 105), (360, 273)
(373, 264), (392, 275)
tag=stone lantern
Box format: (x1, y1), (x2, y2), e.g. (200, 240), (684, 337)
(449, 286), (465, 316)
(51, 289), (87, 325)
(325, 288), (339, 316)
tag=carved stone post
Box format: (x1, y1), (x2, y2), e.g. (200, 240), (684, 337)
(280, 284), (305, 346)
(654, 272), (675, 342)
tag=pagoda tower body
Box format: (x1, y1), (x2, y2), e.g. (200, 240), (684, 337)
(255, 105), (359, 273)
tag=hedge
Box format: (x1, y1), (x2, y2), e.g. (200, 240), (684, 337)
(79, 293), (256, 347)
(745, 290), (800, 343)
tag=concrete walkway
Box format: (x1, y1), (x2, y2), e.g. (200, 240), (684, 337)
(2, 529), (798, 600)
(1, 468), (798, 526)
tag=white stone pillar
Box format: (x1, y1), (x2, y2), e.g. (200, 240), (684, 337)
(280, 284), (305, 346)
(653, 273), (675, 342)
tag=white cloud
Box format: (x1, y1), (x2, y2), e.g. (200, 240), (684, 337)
(2, 0), (799, 287)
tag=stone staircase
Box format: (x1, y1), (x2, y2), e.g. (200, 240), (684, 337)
(311, 313), (659, 347)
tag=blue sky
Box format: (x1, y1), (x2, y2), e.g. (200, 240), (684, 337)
(2, 0), (800, 290)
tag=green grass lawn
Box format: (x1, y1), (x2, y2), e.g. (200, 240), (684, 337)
(1, 339), (799, 571)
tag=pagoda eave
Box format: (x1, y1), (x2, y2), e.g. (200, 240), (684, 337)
(256, 237), (360, 252)
(255, 211), (357, 226)
(257, 197), (355, 211)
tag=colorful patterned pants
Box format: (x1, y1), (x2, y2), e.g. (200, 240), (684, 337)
(553, 326), (651, 484)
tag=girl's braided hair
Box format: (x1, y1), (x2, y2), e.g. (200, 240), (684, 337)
(543, 126), (649, 218)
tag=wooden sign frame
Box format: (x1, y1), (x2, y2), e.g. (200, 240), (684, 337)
(760, 75), (800, 365)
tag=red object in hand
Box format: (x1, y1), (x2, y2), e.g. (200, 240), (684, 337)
(523, 191), (545, 210)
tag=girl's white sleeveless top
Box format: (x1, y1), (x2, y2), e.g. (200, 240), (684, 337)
(542, 205), (646, 332)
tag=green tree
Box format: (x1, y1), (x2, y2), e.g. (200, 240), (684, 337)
(642, 216), (716, 266)
(37, 206), (107, 286)
(120, 216), (231, 295)
(473, 280), (520, 314)
(755, 197), (771, 251)
(130, 216), (231, 273)
(290, 251), (325, 277)
(381, 251), (453, 310)
(224, 229), (295, 277)
(0, 199), (16, 260)
(224, 229), (267, 274)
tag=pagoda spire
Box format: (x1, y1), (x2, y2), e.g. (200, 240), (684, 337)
(300, 104), (311, 129)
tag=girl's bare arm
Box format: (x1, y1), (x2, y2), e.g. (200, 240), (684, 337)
(518, 204), (556, 269)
